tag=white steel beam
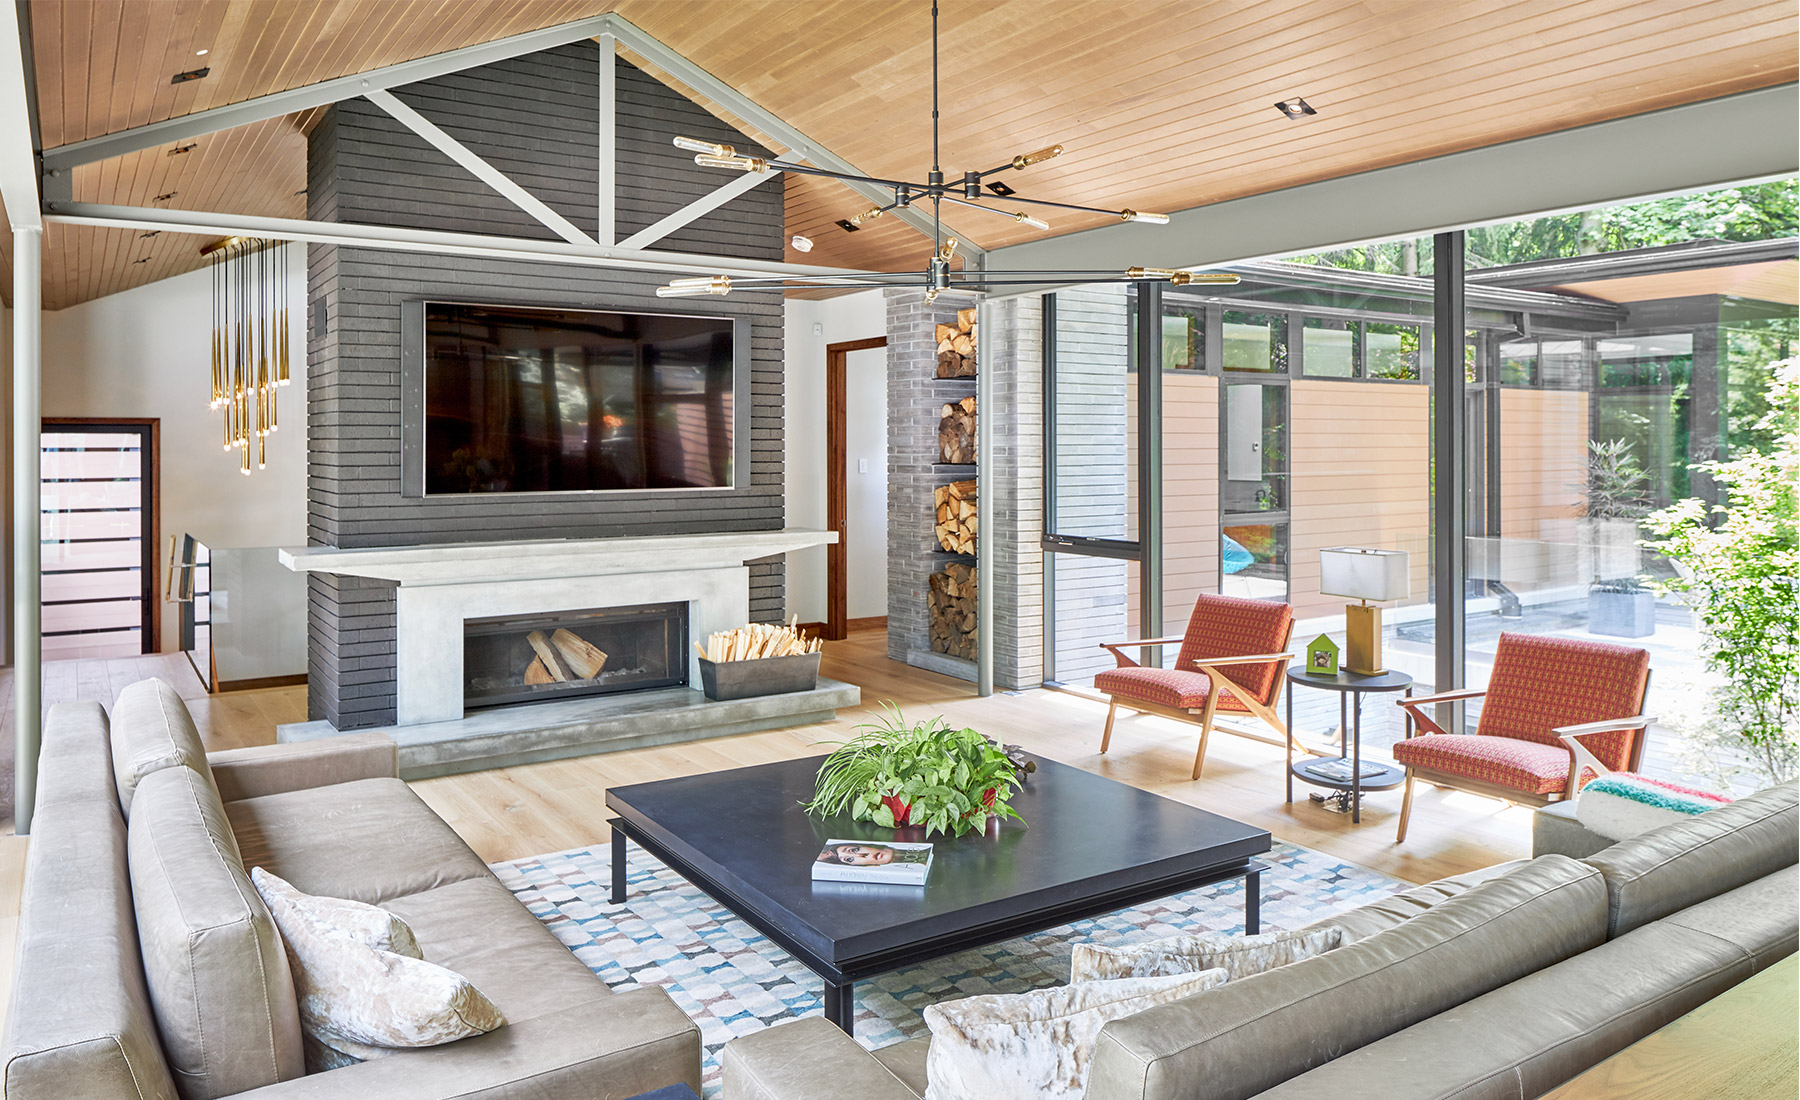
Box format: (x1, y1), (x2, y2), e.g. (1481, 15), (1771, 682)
(40, 14), (619, 173)
(0, 0), (40, 230)
(44, 202), (874, 282)
(618, 155), (793, 251)
(985, 83), (1800, 298)
(598, 33), (617, 246)
(366, 88), (595, 246)
(3, 0), (43, 834)
(605, 14), (985, 263)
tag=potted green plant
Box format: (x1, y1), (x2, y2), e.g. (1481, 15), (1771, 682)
(803, 706), (1025, 838)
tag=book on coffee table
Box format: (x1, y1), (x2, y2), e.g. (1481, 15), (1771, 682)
(811, 839), (934, 886)
(1304, 759), (1388, 783)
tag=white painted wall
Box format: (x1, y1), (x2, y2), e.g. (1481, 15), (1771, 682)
(783, 290), (888, 625)
(37, 246), (308, 652)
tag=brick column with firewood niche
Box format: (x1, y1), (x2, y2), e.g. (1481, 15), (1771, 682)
(887, 289), (982, 680)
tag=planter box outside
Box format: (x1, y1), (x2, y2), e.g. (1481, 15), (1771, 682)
(699, 653), (823, 701)
(1589, 589), (1656, 638)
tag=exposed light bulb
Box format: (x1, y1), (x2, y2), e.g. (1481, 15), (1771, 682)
(657, 276), (732, 298)
(1120, 210), (1171, 225)
(1014, 211), (1050, 230)
(673, 136), (734, 158)
(937, 236), (959, 262)
(848, 206), (885, 227)
(1010, 144), (1064, 170)
(695, 154), (768, 173)
(790, 235), (814, 253)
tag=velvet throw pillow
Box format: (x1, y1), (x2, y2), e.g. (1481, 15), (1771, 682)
(251, 868), (423, 959)
(253, 869), (505, 1072)
(1069, 926), (1343, 983)
(922, 970), (1226, 1100)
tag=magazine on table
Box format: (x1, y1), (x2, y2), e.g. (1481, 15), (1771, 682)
(811, 839), (934, 886)
(1304, 759), (1389, 782)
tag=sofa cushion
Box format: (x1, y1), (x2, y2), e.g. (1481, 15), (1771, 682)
(1656, 863), (1799, 971)
(127, 766), (305, 1100)
(1244, 899), (1766, 1100)
(111, 678), (215, 818)
(1, 793), (180, 1100)
(1299, 860), (1524, 944)
(1584, 781), (1798, 938)
(724, 1017), (920, 1100)
(382, 875), (613, 1022)
(225, 777), (492, 905)
(35, 701), (120, 811)
(1084, 855), (1609, 1100)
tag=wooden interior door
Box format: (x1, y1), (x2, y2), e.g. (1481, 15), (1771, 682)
(825, 337), (887, 640)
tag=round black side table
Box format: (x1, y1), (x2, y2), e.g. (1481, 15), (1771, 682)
(1285, 667), (1413, 823)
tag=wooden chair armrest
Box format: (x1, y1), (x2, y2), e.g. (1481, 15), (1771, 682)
(1555, 716), (1655, 799)
(1098, 637), (1188, 651)
(1398, 688), (1488, 709)
(1098, 637), (1188, 669)
(1553, 714), (1656, 737)
(1188, 652), (1294, 668)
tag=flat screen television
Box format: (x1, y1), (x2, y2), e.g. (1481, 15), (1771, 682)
(402, 301), (746, 496)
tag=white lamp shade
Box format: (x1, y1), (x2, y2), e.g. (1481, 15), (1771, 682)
(1319, 547), (1410, 602)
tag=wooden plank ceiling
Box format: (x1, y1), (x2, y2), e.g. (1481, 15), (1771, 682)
(6, 0), (1797, 310)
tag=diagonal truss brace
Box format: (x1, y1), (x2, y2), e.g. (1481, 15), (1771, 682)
(35, 12), (980, 264)
(365, 87), (594, 246)
(618, 154), (796, 251)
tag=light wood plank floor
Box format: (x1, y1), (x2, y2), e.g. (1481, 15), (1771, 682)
(0, 629), (1538, 1036)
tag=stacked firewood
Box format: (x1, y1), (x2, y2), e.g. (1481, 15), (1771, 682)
(697, 619), (822, 662)
(928, 562), (977, 659)
(935, 307), (978, 378)
(934, 478), (978, 554)
(522, 629), (609, 685)
(939, 396), (977, 465)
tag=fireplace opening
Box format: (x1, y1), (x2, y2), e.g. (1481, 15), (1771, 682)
(463, 603), (688, 709)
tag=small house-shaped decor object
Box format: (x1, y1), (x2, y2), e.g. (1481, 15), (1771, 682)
(1305, 634), (1340, 676)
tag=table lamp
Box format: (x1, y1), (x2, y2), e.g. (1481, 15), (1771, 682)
(1318, 547), (1410, 675)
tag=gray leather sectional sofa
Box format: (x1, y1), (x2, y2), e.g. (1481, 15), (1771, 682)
(2, 680), (702, 1100)
(723, 781), (1798, 1100)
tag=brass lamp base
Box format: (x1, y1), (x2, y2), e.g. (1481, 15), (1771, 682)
(1344, 603), (1385, 675)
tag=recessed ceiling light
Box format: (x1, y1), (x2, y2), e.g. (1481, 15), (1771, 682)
(195, 48), (209, 56)
(171, 66), (210, 85)
(1274, 98), (1317, 120)
(790, 235), (814, 253)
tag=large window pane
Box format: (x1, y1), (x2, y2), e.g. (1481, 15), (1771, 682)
(1049, 285), (1136, 541)
(1464, 180), (1798, 792)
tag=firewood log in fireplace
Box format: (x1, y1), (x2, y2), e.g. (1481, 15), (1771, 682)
(526, 631), (572, 681)
(551, 628), (608, 678)
(524, 658), (555, 685)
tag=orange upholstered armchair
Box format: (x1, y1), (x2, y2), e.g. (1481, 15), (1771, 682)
(1393, 633), (1653, 842)
(1095, 594), (1295, 780)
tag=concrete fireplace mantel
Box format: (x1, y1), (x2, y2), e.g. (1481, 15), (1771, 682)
(278, 528), (837, 586)
(281, 529), (837, 726)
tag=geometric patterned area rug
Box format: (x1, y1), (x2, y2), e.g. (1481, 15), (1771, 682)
(491, 840), (1406, 1098)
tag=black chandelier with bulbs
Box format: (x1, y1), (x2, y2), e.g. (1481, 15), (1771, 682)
(657, 0), (1238, 302)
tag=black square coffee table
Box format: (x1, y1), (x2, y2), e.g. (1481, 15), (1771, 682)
(605, 753), (1271, 1035)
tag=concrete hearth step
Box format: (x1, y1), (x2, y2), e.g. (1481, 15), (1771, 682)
(275, 678), (861, 780)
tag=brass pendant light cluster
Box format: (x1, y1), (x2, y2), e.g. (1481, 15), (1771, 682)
(201, 237), (290, 475)
(658, 0), (1239, 301)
